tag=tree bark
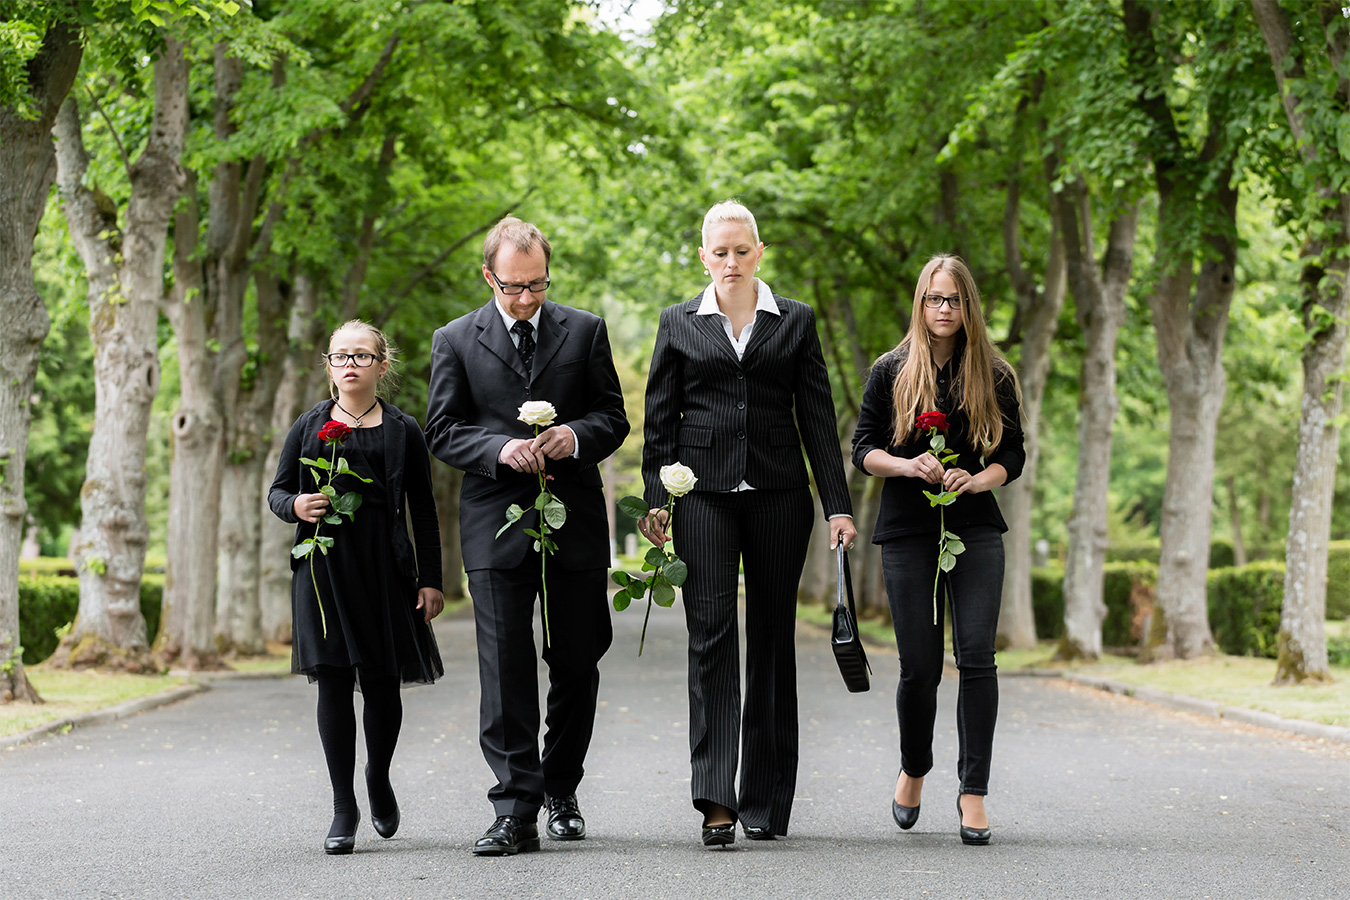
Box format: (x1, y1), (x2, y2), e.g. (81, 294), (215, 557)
(997, 156), (1067, 650)
(0, 16), (82, 701)
(1058, 183), (1140, 661)
(1225, 476), (1248, 568)
(51, 39), (188, 671)
(1251, 0), (1349, 684)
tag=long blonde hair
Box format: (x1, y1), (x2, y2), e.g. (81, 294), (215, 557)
(890, 255), (1014, 451)
(325, 319), (402, 400)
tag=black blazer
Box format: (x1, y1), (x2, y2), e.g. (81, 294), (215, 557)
(425, 299), (629, 571)
(268, 399), (442, 592)
(641, 290), (852, 517)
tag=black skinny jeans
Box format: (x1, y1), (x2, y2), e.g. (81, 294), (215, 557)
(881, 525), (1003, 796)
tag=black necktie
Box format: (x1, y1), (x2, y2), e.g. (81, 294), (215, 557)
(511, 319), (535, 371)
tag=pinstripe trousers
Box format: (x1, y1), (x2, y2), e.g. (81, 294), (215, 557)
(674, 486), (814, 833)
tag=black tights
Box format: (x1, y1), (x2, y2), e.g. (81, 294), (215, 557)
(315, 667), (403, 836)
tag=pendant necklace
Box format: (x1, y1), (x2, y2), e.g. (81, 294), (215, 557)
(335, 399), (379, 428)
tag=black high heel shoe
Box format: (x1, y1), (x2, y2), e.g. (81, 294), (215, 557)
(892, 798), (920, 830)
(956, 796), (991, 846)
(324, 811), (359, 855)
(366, 764), (400, 839)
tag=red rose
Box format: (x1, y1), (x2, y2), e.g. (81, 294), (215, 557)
(318, 420), (353, 444)
(915, 411), (948, 433)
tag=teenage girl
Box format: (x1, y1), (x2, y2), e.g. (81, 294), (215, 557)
(268, 319), (445, 853)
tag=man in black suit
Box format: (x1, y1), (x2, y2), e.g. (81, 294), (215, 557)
(426, 217), (629, 856)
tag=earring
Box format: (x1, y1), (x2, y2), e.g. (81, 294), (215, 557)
(704, 268), (710, 276)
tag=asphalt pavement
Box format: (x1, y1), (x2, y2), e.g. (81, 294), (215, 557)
(3, 602), (1348, 900)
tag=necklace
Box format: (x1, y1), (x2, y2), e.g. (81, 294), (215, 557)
(334, 398), (379, 427)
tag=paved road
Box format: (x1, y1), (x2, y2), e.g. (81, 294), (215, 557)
(3, 603), (1348, 900)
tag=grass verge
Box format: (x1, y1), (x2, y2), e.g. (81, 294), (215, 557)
(1, 667), (192, 739)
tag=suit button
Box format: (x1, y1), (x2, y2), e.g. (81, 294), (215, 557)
(736, 401), (745, 410)
(737, 431), (745, 440)
(736, 372), (744, 379)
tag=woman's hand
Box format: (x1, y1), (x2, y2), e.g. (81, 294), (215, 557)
(898, 452), (945, 484)
(417, 587), (445, 623)
(943, 463), (1006, 496)
(293, 492), (329, 523)
(828, 515), (857, 551)
(639, 508), (671, 549)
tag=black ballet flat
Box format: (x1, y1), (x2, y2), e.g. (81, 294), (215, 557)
(324, 811), (359, 855)
(892, 798), (920, 830)
(956, 796), (991, 846)
(702, 823), (735, 847)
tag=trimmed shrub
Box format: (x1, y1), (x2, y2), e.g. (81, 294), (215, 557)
(1206, 561), (1285, 658)
(17, 574), (165, 664)
(1030, 562), (1156, 648)
(1104, 540), (1243, 569)
(1031, 566), (1065, 640)
(1325, 541), (1350, 619)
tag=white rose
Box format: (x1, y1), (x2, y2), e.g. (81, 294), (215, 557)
(660, 462), (698, 497)
(517, 401), (557, 428)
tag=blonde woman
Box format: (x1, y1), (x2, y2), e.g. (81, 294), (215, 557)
(850, 255), (1024, 846)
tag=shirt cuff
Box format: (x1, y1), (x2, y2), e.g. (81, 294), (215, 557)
(562, 424), (580, 459)
(827, 513), (853, 520)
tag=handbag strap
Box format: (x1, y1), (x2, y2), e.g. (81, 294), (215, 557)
(835, 543), (856, 617)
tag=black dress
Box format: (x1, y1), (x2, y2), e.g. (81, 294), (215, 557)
(289, 424), (443, 685)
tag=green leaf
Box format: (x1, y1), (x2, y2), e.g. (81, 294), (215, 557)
(300, 456), (330, 470)
(291, 541), (313, 559)
(533, 539), (542, 552)
(664, 557), (688, 587)
(613, 593), (632, 612)
(523, 528), (541, 540)
(323, 515), (341, 525)
(930, 435), (946, 453)
(495, 504), (525, 539)
(934, 491), (957, 506)
(946, 539), (966, 555)
(922, 490), (942, 507)
(629, 582), (650, 601)
(308, 468), (323, 485)
(535, 492), (549, 510)
(652, 580), (676, 607)
(618, 495), (651, 519)
(543, 497), (567, 529)
(611, 570), (633, 587)
(316, 536), (335, 548)
(939, 551), (956, 572)
(645, 547), (666, 567)
(945, 531), (961, 540)
(319, 484), (337, 498)
(332, 491), (363, 517)
(1338, 111), (1350, 162)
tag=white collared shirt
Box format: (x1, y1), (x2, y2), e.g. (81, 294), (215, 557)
(695, 277), (781, 360)
(494, 299), (578, 458)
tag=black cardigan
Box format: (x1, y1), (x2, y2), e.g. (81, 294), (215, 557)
(851, 348), (1025, 542)
(268, 399), (442, 592)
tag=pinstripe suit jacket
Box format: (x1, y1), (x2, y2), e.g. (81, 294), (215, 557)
(641, 291), (852, 518)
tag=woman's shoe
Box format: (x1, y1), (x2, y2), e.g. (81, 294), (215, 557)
(892, 798), (920, 830)
(956, 796), (991, 846)
(702, 823), (735, 846)
(366, 764), (400, 839)
(324, 811), (359, 855)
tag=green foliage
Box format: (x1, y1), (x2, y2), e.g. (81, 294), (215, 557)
(16, 574), (163, 664)
(1207, 562), (1286, 659)
(1030, 562), (1156, 648)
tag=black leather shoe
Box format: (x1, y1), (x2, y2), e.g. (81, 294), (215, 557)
(957, 796), (991, 846)
(892, 798), (920, 830)
(473, 816), (541, 856)
(366, 764), (400, 839)
(324, 811), (359, 855)
(702, 823), (735, 847)
(545, 794), (586, 841)
(742, 825), (776, 841)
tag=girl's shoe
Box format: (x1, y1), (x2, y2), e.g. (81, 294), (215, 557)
(956, 796), (991, 846)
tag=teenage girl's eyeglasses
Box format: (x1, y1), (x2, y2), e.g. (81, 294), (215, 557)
(922, 294), (962, 309)
(325, 353), (380, 367)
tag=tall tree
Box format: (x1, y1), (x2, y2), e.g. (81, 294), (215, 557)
(0, 5), (82, 701)
(49, 35), (188, 670)
(1251, 0), (1350, 684)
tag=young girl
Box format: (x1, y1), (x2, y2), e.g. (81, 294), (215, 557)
(850, 255), (1024, 846)
(268, 320), (445, 854)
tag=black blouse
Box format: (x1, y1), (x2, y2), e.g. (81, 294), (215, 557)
(851, 346), (1025, 542)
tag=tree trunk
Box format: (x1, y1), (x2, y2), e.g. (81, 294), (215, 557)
(432, 459), (466, 602)
(51, 39), (188, 671)
(1058, 184), (1140, 661)
(0, 18), (82, 701)
(259, 271), (322, 641)
(1251, 0), (1349, 684)
(997, 155), (1067, 650)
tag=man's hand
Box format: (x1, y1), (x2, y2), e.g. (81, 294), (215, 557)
(499, 438), (546, 473)
(293, 493), (329, 523)
(639, 508), (671, 549)
(530, 425), (576, 460)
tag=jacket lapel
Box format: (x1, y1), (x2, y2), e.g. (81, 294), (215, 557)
(475, 300), (529, 380)
(530, 301), (566, 383)
(688, 301), (742, 365)
(741, 293), (784, 361)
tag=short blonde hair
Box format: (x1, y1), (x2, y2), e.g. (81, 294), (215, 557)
(701, 199), (760, 248)
(483, 216), (552, 270)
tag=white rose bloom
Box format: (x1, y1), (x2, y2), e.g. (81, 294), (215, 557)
(517, 401), (557, 428)
(660, 462), (698, 497)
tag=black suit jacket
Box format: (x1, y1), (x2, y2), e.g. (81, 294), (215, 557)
(641, 291), (852, 517)
(268, 399), (442, 591)
(426, 299), (629, 571)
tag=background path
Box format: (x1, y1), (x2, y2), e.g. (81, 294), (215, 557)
(3, 604), (1347, 899)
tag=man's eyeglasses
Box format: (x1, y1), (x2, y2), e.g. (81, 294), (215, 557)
(490, 270), (550, 296)
(325, 352), (380, 367)
(922, 294), (962, 310)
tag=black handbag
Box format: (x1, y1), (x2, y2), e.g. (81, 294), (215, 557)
(830, 543), (871, 692)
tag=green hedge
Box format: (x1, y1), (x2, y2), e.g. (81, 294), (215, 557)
(1031, 562), (1157, 647)
(1325, 541), (1350, 619)
(17, 574), (163, 664)
(1207, 561), (1285, 658)
(1101, 540), (1274, 569)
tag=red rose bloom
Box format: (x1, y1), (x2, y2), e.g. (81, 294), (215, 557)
(915, 411), (948, 434)
(318, 420), (353, 444)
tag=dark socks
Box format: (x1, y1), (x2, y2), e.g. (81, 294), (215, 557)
(362, 676), (403, 818)
(316, 667), (359, 837)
